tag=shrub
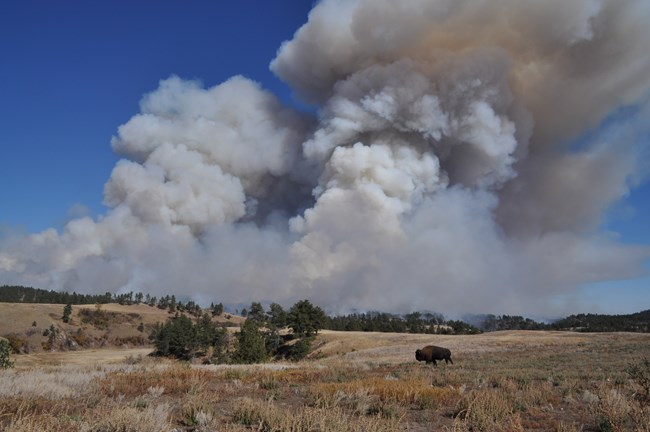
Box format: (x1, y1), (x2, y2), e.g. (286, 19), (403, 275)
(4, 333), (28, 354)
(0, 337), (14, 369)
(627, 357), (650, 407)
(70, 328), (89, 347)
(287, 337), (313, 361)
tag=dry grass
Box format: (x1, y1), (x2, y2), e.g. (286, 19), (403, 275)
(311, 376), (460, 411)
(231, 397), (401, 431)
(13, 348), (154, 368)
(0, 302), (245, 356)
(2, 330), (650, 431)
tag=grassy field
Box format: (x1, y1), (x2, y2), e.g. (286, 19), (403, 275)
(2, 330), (650, 431)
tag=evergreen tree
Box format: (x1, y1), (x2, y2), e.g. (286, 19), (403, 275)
(234, 319), (268, 364)
(150, 314), (195, 359)
(149, 314), (226, 360)
(405, 312), (423, 333)
(196, 313), (227, 355)
(212, 302), (224, 316)
(248, 302), (266, 324)
(288, 300), (326, 338)
(267, 303), (287, 329)
(62, 303), (72, 323)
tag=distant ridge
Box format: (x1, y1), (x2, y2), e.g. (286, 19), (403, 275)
(0, 285), (113, 305)
(551, 310), (650, 333)
(2, 285), (649, 333)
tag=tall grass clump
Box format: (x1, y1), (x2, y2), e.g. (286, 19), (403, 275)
(0, 365), (106, 399)
(232, 397), (400, 432)
(453, 388), (524, 432)
(311, 377), (460, 410)
(98, 364), (215, 398)
(83, 403), (172, 432)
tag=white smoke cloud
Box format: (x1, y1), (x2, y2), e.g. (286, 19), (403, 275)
(2, 0), (650, 317)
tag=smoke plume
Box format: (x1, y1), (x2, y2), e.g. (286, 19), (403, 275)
(2, 0), (650, 316)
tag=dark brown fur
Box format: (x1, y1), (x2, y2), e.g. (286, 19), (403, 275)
(415, 345), (453, 366)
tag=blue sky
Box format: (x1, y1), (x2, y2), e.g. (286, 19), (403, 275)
(1, 1), (649, 316)
(1, 0), (313, 233)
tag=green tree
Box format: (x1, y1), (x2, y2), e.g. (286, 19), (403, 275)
(405, 312), (423, 333)
(267, 303), (287, 329)
(212, 302), (224, 316)
(0, 338), (14, 369)
(137, 322), (145, 333)
(62, 303), (72, 323)
(233, 319), (268, 364)
(149, 314), (195, 359)
(196, 313), (226, 354)
(288, 300), (326, 338)
(248, 302), (266, 324)
(149, 314), (226, 361)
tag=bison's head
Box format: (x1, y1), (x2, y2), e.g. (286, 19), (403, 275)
(415, 349), (423, 361)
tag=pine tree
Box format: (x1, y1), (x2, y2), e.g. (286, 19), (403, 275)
(248, 302), (266, 324)
(212, 302), (224, 316)
(288, 300), (326, 338)
(234, 320), (268, 364)
(267, 303), (287, 328)
(62, 303), (72, 323)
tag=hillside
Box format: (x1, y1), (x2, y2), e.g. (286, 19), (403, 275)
(0, 302), (244, 354)
(551, 309), (650, 332)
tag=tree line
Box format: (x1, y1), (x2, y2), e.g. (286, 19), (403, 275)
(471, 311), (650, 333)
(321, 311), (481, 334)
(3, 285), (649, 333)
(548, 310), (650, 332)
(149, 299), (326, 363)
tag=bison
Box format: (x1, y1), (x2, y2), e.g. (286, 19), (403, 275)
(415, 345), (453, 366)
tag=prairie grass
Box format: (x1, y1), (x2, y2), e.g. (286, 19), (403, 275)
(232, 397), (401, 431)
(1, 330), (650, 431)
(97, 364), (216, 398)
(2, 402), (173, 432)
(311, 376), (460, 410)
(453, 387), (525, 431)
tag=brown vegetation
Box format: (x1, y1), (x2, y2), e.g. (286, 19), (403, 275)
(2, 330), (650, 431)
(0, 302), (245, 356)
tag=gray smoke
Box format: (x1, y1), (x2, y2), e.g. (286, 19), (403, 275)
(2, 0), (650, 316)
